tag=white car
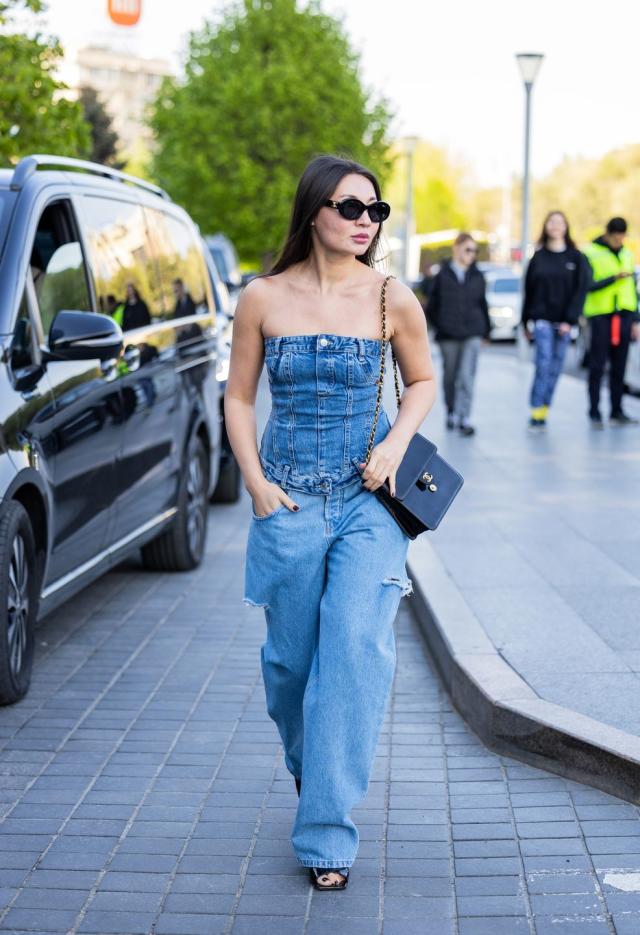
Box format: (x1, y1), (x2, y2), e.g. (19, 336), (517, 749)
(625, 333), (640, 395)
(484, 270), (522, 340)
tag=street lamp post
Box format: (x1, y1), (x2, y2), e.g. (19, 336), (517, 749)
(515, 53), (544, 274)
(402, 136), (419, 282)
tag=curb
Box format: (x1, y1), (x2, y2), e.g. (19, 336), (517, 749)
(407, 536), (640, 804)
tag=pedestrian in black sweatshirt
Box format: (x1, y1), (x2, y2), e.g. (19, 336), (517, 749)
(426, 233), (490, 436)
(522, 211), (589, 430)
(122, 282), (151, 331)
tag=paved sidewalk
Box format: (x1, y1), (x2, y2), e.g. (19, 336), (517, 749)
(0, 478), (639, 931)
(410, 347), (640, 740)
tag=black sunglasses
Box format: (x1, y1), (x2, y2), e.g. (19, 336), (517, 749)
(325, 198), (391, 223)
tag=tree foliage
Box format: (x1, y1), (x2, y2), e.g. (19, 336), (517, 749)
(0, 0), (90, 164)
(79, 86), (120, 166)
(385, 141), (473, 239)
(532, 145), (640, 252)
(149, 0), (393, 266)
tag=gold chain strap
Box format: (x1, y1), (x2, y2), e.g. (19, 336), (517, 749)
(365, 275), (401, 465)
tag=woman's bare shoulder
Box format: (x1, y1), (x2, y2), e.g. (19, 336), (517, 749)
(235, 275), (281, 321)
(386, 276), (423, 315)
(383, 277), (425, 340)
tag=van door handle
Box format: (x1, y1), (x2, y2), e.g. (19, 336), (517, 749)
(123, 345), (141, 372)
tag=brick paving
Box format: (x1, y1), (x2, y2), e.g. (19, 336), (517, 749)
(0, 495), (638, 933)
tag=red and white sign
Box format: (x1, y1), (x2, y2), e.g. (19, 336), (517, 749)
(108, 0), (142, 27)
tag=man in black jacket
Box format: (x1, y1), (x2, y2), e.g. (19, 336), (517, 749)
(426, 233), (490, 436)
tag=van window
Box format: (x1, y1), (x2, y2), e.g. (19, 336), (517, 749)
(0, 189), (16, 258)
(82, 196), (160, 330)
(144, 208), (212, 320)
(31, 202), (91, 336)
(10, 289), (35, 370)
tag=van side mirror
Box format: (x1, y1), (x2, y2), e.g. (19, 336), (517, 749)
(46, 310), (123, 362)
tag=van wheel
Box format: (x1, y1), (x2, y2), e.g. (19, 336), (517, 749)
(141, 435), (209, 571)
(211, 453), (241, 504)
(0, 502), (37, 705)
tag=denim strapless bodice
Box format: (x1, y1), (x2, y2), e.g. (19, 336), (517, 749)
(259, 334), (392, 493)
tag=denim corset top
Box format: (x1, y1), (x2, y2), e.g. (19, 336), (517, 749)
(259, 333), (392, 494)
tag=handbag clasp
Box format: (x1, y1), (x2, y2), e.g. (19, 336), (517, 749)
(422, 471), (438, 492)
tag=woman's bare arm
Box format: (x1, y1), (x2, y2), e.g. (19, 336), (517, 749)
(360, 278), (436, 495)
(223, 280), (299, 513)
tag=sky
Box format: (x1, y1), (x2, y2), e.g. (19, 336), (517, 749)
(30, 0), (640, 188)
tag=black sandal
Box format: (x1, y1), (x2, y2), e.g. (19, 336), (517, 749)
(309, 867), (349, 890)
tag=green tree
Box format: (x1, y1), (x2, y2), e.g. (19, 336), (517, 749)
(79, 86), (120, 166)
(149, 0), (393, 266)
(385, 140), (471, 236)
(0, 0), (90, 164)
(532, 146), (640, 256)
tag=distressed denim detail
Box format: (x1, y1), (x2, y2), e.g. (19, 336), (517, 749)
(383, 576), (413, 597)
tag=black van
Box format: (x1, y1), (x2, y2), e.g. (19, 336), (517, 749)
(0, 154), (237, 704)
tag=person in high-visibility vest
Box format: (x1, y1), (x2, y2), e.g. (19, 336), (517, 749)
(106, 294), (126, 328)
(582, 217), (640, 427)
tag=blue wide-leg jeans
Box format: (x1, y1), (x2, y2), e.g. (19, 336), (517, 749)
(530, 319), (571, 409)
(244, 477), (411, 869)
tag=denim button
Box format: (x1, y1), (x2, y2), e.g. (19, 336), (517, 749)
(319, 338), (329, 347)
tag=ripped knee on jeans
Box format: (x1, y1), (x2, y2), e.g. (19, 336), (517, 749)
(243, 596), (269, 609)
(382, 576), (413, 598)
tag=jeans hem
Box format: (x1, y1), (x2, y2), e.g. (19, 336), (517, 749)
(296, 857), (354, 869)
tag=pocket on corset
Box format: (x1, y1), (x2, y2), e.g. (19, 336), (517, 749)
(349, 352), (379, 385)
(265, 350), (290, 379)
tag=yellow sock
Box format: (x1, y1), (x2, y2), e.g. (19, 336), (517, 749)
(531, 406), (547, 420)
(540, 405), (549, 419)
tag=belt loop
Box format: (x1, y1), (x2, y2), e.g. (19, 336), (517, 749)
(280, 465), (290, 488)
(274, 336), (282, 354)
(357, 338), (365, 359)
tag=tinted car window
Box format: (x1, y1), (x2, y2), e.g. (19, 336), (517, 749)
(145, 208), (211, 320)
(9, 289), (34, 370)
(31, 202), (92, 336)
(206, 235), (242, 288)
(82, 196), (160, 327)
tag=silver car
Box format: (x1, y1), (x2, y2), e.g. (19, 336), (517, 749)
(485, 270), (522, 340)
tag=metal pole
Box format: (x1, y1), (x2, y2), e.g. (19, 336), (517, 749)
(404, 147), (414, 282)
(520, 80), (532, 276)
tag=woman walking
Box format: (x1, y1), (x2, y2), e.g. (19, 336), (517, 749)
(224, 155), (435, 889)
(522, 211), (589, 430)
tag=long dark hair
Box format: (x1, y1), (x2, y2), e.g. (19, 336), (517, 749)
(269, 154), (385, 275)
(537, 210), (576, 250)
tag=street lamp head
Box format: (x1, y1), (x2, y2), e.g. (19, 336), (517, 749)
(515, 52), (544, 86)
(402, 135), (420, 155)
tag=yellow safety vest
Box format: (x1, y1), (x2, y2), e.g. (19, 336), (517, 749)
(582, 241), (637, 317)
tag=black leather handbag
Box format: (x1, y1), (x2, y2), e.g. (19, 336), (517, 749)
(364, 276), (464, 539)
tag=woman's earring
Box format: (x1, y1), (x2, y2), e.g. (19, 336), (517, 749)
(311, 221), (315, 227)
